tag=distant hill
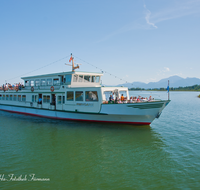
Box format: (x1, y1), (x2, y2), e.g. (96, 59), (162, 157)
(117, 76), (200, 89)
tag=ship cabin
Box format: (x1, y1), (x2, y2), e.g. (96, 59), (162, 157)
(0, 71), (129, 113)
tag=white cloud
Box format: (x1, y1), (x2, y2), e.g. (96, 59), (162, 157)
(96, 0), (200, 42)
(173, 72), (183, 76)
(164, 67), (170, 72)
(143, 0), (200, 29)
(156, 67), (170, 77)
(149, 0), (200, 25)
(144, 4), (157, 29)
(146, 78), (157, 82)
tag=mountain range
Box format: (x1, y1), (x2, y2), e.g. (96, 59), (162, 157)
(116, 76), (200, 89)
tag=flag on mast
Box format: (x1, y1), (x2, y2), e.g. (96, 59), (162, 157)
(167, 80), (170, 100)
(69, 56), (73, 62)
(167, 85), (169, 92)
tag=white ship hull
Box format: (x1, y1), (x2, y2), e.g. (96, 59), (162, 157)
(0, 100), (170, 125)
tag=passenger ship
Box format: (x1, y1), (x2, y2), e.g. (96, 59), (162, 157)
(0, 55), (170, 125)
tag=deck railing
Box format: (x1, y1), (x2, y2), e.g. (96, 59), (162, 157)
(102, 99), (158, 104)
(0, 85), (62, 92)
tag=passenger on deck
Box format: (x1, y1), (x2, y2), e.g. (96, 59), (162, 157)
(115, 97), (118, 104)
(18, 83), (22, 90)
(121, 94), (124, 101)
(16, 83), (18, 91)
(38, 97), (42, 104)
(148, 96), (152, 101)
(109, 95), (113, 102)
(111, 92), (115, 100)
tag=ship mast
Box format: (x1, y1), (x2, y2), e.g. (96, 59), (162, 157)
(70, 53), (79, 72)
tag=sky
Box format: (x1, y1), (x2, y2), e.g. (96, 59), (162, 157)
(0, 0), (200, 85)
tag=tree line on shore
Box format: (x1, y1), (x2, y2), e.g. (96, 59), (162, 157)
(129, 84), (200, 91)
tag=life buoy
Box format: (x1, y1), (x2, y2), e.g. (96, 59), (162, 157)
(50, 86), (54, 92)
(31, 87), (34, 92)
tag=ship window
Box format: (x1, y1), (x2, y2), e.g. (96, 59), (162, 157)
(75, 91), (83, 101)
(10, 95), (13, 101)
(91, 76), (95, 82)
(47, 96), (50, 103)
(31, 80), (35, 86)
(57, 96), (62, 104)
(13, 95), (17, 101)
(35, 95), (38, 102)
(6, 95), (9, 100)
(41, 79), (46, 86)
(79, 75), (83, 82)
(73, 75), (78, 82)
(35, 80), (40, 86)
(25, 80), (30, 86)
(53, 78), (59, 85)
(103, 91), (112, 101)
(22, 95), (26, 102)
(84, 75), (90, 82)
(43, 95), (47, 103)
(67, 91), (74, 101)
(0, 95), (2, 100)
(2, 95), (5, 100)
(119, 91), (127, 98)
(85, 91), (98, 101)
(47, 79), (52, 86)
(65, 75), (71, 83)
(60, 75), (64, 85)
(32, 95), (34, 102)
(18, 95), (21, 101)
(96, 76), (100, 83)
(63, 96), (65, 104)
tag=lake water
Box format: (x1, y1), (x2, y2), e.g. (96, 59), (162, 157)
(0, 91), (200, 190)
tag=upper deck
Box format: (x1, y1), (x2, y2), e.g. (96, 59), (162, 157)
(21, 71), (103, 90)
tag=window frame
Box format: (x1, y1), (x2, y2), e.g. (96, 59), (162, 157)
(66, 91), (74, 101)
(84, 75), (91, 83)
(75, 91), (83, 101)
(85, 91), (98, 102)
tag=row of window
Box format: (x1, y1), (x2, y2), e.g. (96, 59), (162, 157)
(31, 91), (99, 103)
(24, 75), (101, 87)
(0, 94), (26, 102)
(67, 91), (98, 102)
(72, 75), (100, 83)
(31, 95), (53, 104)
(25, 78), (60, 87)
(0, 90), (99, 104)
(32, 95), (65, 104)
